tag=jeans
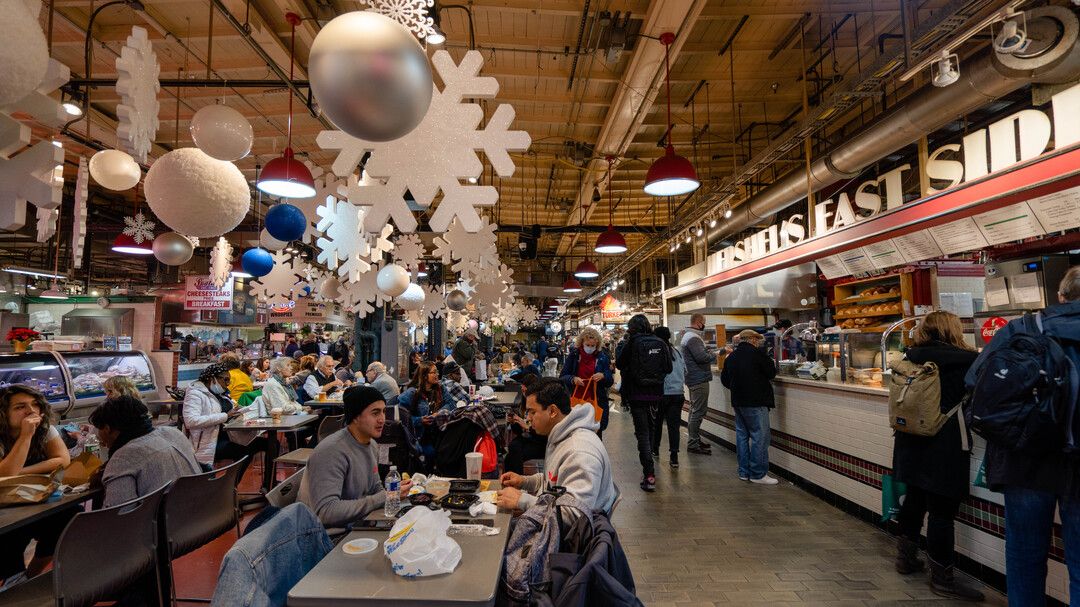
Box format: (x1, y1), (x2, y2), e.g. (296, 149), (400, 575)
(897, 485), (961, 566)
(651, 396), (682, 456)
(628, 401), (655, 477)
(687, 383), (710, 448)
(734, 406), (770, 480)
(1003, 487), (1080, 606)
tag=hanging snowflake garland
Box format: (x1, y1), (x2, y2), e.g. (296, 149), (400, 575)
(209, 237), (232, 289)
(122, 211), (156, 243)
(361, 0), (438, 41)
(71, 158), (89, 268)
(249, 250), (301, 303)
(319, 50), (531, 233)
(315, 197), (372, 283)
(338, 265), (390, 319)
(114, 26), (160, 164)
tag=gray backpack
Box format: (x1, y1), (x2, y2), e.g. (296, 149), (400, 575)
(500, 491), (585, 605)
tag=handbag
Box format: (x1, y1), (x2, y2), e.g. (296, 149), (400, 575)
(570, 379), (602, 423)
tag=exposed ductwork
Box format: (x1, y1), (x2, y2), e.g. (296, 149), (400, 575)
(710, 5), (1080, 245)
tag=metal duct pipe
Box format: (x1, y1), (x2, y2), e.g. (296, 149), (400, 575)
(712, 5), (1080, 244)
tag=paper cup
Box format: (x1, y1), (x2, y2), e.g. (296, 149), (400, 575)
(465, 452), (483, 480)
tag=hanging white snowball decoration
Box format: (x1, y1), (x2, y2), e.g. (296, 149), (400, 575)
(152, 231), (194, 266)
(0, 0), (49, 107)
(319, 275), (342, 299)
(446, 289), (467, 312)
(260, 228), (288, 251)
(375, 263), (410, 297)
(396, 283), (425, 311)
(88, 149), (142, 191)
(308, 11), (433, 142)
(144, 148), (250, 238)
(189, 104), (253, 161)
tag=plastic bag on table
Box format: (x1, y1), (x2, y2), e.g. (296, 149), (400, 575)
(383, 506), (462, 577)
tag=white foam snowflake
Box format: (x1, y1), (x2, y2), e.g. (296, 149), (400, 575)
(368, 224), (395, 261)
(392, 233), (427, 275)
(315, 197), (372, 283)
(424, 285), (446, 319)
(297, 263), (325, 293)
(362, 0), (438, 40)
(114, 26), (160, 164)
(339, 266), (390, 319)
(122, 211), (156, 243)
(183, 235), (200, 248)
(295, 162), (346, 244)
(318, 50), (530, 233)
(249, 250), (300, 303)
(520, 305), (539, 326)
(71, 158), (88, 268)
(471, 278), (509, 317)
(36, 207), (57, 242)
(209, 237), (232, 289)
(432, 217), (498, 281)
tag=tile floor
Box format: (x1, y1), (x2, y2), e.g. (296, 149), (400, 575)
(603, 405), (1008, 606)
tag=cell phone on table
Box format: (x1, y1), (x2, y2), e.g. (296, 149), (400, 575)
(351, 518), (394, 530)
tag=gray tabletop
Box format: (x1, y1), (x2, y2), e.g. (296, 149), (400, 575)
(223, 413), (318, 432)
(0, 488), (101, 536)
(303, 399), (344, 409)
(289, 494), (511, 606)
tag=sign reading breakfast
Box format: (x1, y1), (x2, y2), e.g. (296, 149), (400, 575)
(184, 276), (234, 311)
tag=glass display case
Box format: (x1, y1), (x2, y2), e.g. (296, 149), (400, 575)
(813, 334), (843, 375)
(60, 351), (157, 402)
(843, 330), (904, 388)
(0, 352), (71, 406)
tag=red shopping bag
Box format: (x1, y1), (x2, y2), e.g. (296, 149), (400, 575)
(570, 379), (602, 423)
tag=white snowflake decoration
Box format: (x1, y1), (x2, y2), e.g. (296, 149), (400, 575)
(36, 206), (57, 242)
(432, 217), (498, 281)
(471, 278), (509, 317)
(298, 263), (325, 293)
(249, 250), (301, 303)
(209, 237), (232, 289)
(319, 50), (531, 233)
(315, 197), (372, 283)
(183, 235), (200, 248)
(114, 26), (160, 164)
(338, 265), (390, 319)
(368, 224), (395, 261)
(295, 162), (346, 244)
(520, 305), (539, 326)
(392, 233), (427, 276)
(71, 158), (88, 268)
(122, 211), (156, 243)
(424, 285), (446, 319)
(362, 0), (438, 40)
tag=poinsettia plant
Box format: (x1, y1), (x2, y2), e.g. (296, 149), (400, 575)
(6, 328), (40, 344)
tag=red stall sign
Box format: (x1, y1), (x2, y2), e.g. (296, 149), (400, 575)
(980, 316), (1009, 344)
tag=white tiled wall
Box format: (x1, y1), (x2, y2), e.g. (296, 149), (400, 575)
(687, 377), (1070, 603)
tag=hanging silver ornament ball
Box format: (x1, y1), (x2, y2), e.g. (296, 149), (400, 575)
(446, 289), (467, 312)
(308, 11), (433, 142)
(190, 104), (253, 161)
(319, 276), (342, 300)
(152, 231), (195, 266)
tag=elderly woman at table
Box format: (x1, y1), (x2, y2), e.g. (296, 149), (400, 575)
(183, 364), (263, 475)
(0, 385), (72, 584)
(261, 357), (304, 414)
(90, 395), (201, 508)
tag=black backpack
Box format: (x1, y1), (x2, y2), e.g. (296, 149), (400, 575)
(630, 335), (673, 387)
(377, 405), (421, 476)
(968, 313), (1080, 454)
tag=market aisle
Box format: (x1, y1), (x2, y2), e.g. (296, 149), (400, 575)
(602, 402), (1007, 606)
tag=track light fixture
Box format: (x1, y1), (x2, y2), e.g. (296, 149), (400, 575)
(708, 217), (717, 228)
(931, 51), (960, 87)
(724, 205), (733, 219)
(993, 14), (1028, 54)
(695, 225), (704, 237)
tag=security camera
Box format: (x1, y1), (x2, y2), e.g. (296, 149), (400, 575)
(994, 18), (1028, 55)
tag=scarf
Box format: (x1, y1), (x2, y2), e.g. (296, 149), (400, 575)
(273, 373), (299, 401)
(577, 347), (597, 380)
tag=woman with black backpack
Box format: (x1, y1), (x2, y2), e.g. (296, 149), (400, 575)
(615, 314), (671, 493)
(891, 311), (983, 602)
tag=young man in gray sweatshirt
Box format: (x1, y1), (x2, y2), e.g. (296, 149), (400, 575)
(496, 378), (618, 514)
(300, 386), (412, 528)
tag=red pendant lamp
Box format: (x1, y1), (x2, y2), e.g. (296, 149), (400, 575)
(562, 276), (583, 293)
(594, 156), (627, 254)
(644, 32), (700, 197)
(113, 186), (154, 255)
(574, 198), (599, 278)
(257, 12), (315, 198)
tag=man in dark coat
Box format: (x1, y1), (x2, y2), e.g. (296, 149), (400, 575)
(719, 330), (778, 485)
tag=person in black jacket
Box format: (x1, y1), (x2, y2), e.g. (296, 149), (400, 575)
(719, 330), (778, 485)
(892, 311), (983, 602)
(615, 314), (662, 492)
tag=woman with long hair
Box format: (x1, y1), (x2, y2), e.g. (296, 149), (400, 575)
(892, 311), (983, 601)
(0, 386), (72, 583)
(398, 361), (444, 464)
(559, 327), (614, 438)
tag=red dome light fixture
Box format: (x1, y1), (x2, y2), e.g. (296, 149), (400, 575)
(257, 12), (315, 199)
(594, 155), (627, 254)
(574, 258), (599, 279)
(643, 32), (700, 197)
(112, 233), (154, 255)
(562, 276), (583, 293)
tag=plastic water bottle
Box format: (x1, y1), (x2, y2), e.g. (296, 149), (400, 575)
(83, 432), (99, 456)
(497, 368), (504, 384)
(384, 466), (401, 517)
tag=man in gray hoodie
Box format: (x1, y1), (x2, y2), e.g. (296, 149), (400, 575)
(496, 378), (618, 514)
(680, 313), (715, 455)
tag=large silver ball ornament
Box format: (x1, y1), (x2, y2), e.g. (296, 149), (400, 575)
(190, 104), (253, 161)
(376, 264), (410, 297)
(152, 231), (195, 266)
(308, 12), (433, 142)
(397, 283), (425, 311)
(89, 149), (141, 191)
(446, 289), (467, 312)
(319, 276), (342, 300)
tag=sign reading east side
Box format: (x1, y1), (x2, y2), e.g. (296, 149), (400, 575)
(184, 276), (234, 311)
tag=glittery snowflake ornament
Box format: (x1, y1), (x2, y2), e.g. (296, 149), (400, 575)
(114, 27), (160, 164)
(209, 237), (232, 289)
(122, 211), (156, 244)
(432, 217), (499, 281)
(295, 162), (346, 244)
(338, 265), (390, 318)
(362, 0), (438, 41)
(249, 250), (301, 303)
(318, 50), (531, 233)
(392, 233), (427, 276)
(315, 197), (372, 283)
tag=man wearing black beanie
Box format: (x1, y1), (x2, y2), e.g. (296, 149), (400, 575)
(299, 386), (412, 528)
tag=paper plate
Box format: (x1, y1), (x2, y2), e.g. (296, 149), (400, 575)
(342, 538), (379, 555)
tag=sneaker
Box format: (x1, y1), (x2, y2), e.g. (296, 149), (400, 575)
(738, 475), (749, 481)
(669, 455), (679, 469)
(641, 475), (656, 492)
(687, 444), (712, 455)
(750, 475), (779, 485)
(651, 451), (660, 460)
(700, 440), (713, 448)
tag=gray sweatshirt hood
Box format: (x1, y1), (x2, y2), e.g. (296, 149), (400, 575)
(548, 401), (600, 444)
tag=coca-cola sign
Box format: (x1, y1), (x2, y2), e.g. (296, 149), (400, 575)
(184, 275), (234, 311)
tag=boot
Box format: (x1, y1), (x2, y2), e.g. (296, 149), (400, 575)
(895, 537), (924, 574)
(928, 557), (985, 602)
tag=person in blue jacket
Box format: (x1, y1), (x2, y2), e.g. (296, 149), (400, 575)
(397, 361), (445, 464)
(560, 327), (614, 439)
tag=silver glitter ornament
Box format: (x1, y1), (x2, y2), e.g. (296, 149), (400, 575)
(446, 289), (467, 312)
(152, 231), (195, 266)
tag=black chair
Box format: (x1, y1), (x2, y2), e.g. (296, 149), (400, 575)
(266, 467), (304, 508)
(273, 414), (345, 474)
(159, 457), (247, 606)
(0, 485), (167, 607)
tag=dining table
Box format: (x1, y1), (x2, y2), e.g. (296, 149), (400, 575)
(288, 482), (512, 607)
(0, 487), (102, 537)
(223, 413), (318, 493)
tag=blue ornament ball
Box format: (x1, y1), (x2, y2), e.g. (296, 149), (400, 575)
(264, 203), (307, 242)
(241, 247), (275, 277)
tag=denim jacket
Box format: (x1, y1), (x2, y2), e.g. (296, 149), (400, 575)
(211, 503), (332, 607)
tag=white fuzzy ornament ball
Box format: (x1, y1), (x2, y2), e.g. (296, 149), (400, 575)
(89, 149), (141, 191)
(376, 264), (410, 297)
(190, 104), (253, 161)
(0, 0), (49, 107)
(144, 148), (250, 238)
(260, 228), (288, 251)
(396, 283), (425, 311)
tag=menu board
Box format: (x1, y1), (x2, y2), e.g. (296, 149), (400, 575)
(939, 292), (975, 317)
(838, 249), (876, 275)
(816, 255), (848, 280)
(861, 241), (906, 270)
(985, 276), (1011, 308)
(185, 275), (234, 310)
(893, 230), (943, 262)
(930, 217), (989, 255)
(63, 352), (155, 399)
(973, 202), (1045, 245)
(1027, 186), (1080, 233)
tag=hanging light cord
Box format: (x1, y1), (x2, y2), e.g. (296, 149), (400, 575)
(607, 156), (614, 226)
(286, 13), (298, 150)
(664, 37), (672, 150)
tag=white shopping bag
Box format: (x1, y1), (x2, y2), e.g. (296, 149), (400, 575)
(383, 507), (462, 577)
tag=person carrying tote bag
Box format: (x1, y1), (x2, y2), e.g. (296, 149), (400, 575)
(559, 328), (614, 439)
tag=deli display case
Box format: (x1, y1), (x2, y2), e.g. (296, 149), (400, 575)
(0, 352), (72, 409)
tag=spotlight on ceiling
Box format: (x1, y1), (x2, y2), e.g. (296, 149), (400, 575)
(708, 217), (717, 228)
(684, 234), (691, 244)
(931, 51), (960, 87)
(724, 206), (733, 219)
(994, 16), (1028, 55)
(695, 226), (704, 237)
(427, 25), (446, 45)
